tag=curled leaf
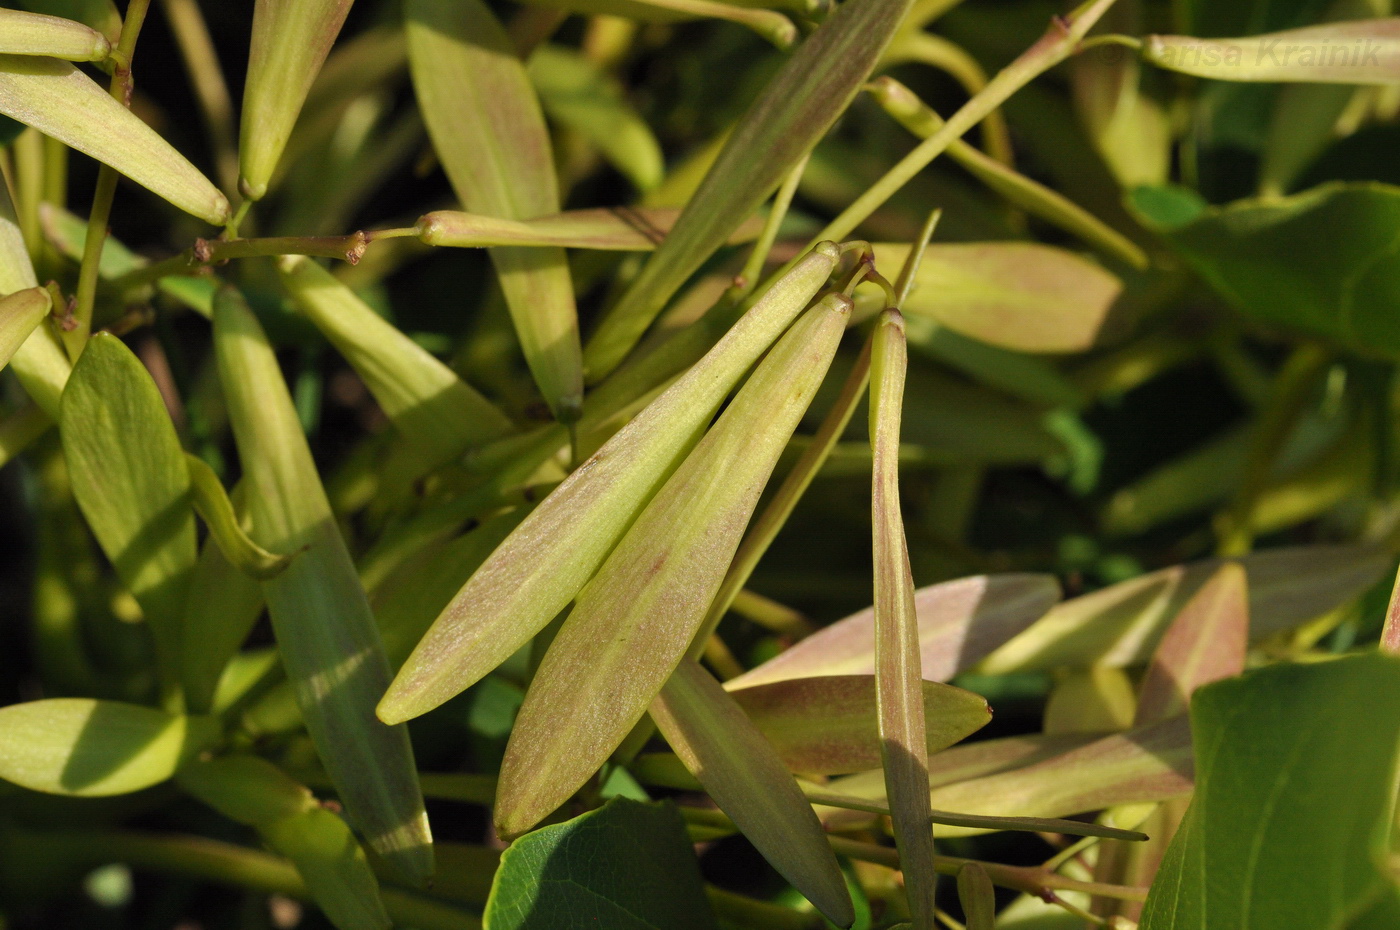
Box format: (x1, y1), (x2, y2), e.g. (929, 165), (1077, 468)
(0, 285), (50, 372)
(185, 454), (293, 579)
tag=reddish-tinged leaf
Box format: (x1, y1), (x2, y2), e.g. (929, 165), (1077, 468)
(416, 207), (763, 251)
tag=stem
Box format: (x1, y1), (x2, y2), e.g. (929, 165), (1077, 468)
(116, 233), (371, 290)
(731, 151), (810, 301)
(70, 0), (155, 357)
(706, 885), (826, 930)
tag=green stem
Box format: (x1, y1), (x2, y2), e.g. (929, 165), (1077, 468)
(705, 885), (826, 929)
(731, 151), (810, 301)
(115, 233), (370, 290)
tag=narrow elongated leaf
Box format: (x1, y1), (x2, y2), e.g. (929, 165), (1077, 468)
(731, 574), (1060, 687)
(213, 289), (432, 885)
(1134, 563), (1248, 725)
(869, 309), (937, 930)
(650, 659), (854, 927)
(979, 543), (1390, 673)
(417, 207), (763, 251)
(13, 0), (120, 42)
(1140, 654), (1400, 929)
(515, 0), (795, 46)
(179, 754), (318, 827)
(0, 56), (228, 223)
(239, 0), (354, 199)
(958, 864), (996, 930)
(180, 531), (266, 714)
(727, 676), (990, 774)
(583, 0), (916, 378)
(0, 285), (49, 371)
(264, 810), (391, 930)
(1043, 667), (1137, 734)
(0, 699), (218, 796)
(278, 256), (513, 465)
(871, 243), (1122, 353)
(60, 333), (197, 684)
(1144, 20), (1400, 83)
(925, 717), (1194, 837)
(406, 0), (582, 421)
(496, 294), (850, 837)
(379, 244), (839, 724)
(528, 45), (664, 192)
(186, 456), (292, 579)
(0, 9), (109, 61)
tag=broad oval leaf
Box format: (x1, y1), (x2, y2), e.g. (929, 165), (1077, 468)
(60, 332), (198, 683)
(650, 659), (854, 927)
(0, 698), (218, 796)
(484, 796), (717, 930)
(239, 0), (355, 200)
(1140, 654), (1400, 929)
(0, 8), (110, 61)
(417, 206), (763, 251)
(406, 0), (583, 421)
(495, 294), (850, 838)
(583, 0), (916, 378)
(0, 56), (228, 223)
(213, 288), (432, 885)
(379, 244), (838, 725)
(1144, 20), (1400, 84)
(0, 285), (49, 372)
(871, 242), (1122, 353)
(727, 675), (990, 774)
(730, 574), (1060, 688)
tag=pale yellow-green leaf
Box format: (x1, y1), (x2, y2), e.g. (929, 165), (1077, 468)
(178, 754), (318, 828)
(1043, 667), (1136, 735)
(0, 698), (218, 796)
(239, 0), (355, 199)
(265, 808), (392, 930)
(186, 455), (292, 580)
(59, 333), (198, 684)
(1144, 20), (1400, 84)
(0, 285), (49, 371)
(957, 863), (996, 930)
(416, 206), (764, 251)
(406, 0), (582, 421)
(0, 56), (228, 223)
(0, 173), (70, 418)
(12, 0), (119, 43)
(213, 288), (432, 885)
(278, 256), (514, 466)
(180, 528), (266, 714)
(378, 244), (838, 724)
(650, 658), (855, 927)
(496, 293), (849, 837)
(515, 0), (795, 47)
(0, 9), (109, 61)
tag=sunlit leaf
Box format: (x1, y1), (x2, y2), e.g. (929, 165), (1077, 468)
(0, 698), (218, 796)
(0, 8), (110, 61)
(515, 0), (795, 47)
(726, 676), (990, 774)
(239, 0), (354, 200)
(0, 56), (228, 223)
(0, 285), (49, 371)
(1043, 667), (1136, 734)
(264, 810), (391, 930)
(583, 0), (916, 378)
(1144, 20), (1400, 83)
(416, 207), (762, 251)
(496, 294), (850, 837)
(405, 0), (582, 421)
(12, 0), (120, 43)
(650, 659), (854, 927)
(185, 455), (293, 580)
(213, 288), (432, 885)
(60, 333), (197, 685)
(180, 526), (266, 714)
(731, 574), (1060, 687)
(379, 244), (838, 725)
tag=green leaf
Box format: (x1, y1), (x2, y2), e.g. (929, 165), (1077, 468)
(277, 256), (514, 466)
(60, 332), (198, 685)
(650, 660), (854, 927)
(180, 528), (266, 714)
(978, 543), (1390, 673)
(416, 206), (763, 251)
(727, 676), (990, 775)
(1144, 20), (1400, 84)
(264, 809), (391, 930)
(957, 864), (996, 930)
(1131, 182), (1400, 357)
(406, 0), (583, 421)
(185, 455), (293, 580)
(495, 294), (850, 838)
(0, 8), (110, 61)
(513, 0), (796, 46)
(178, 753), (317, 827)
(528, 45), (664, 192)
(484, 796), (716, 930)
(1140, 653), (1400, 929)
(239, 0), (354, 200)
(1, 159), (70, 418)
(0, 698), (218, 796)
(731, 574), (1060, 687)
(10, 0), (120, 43)
(583, 0), (915, 378)
(870, 242), (1122, 354)
(0, 284), (49, 371)
(379, 244), (838, 724)
(0, 56), (228, 224)
(213, 288), (432, 885)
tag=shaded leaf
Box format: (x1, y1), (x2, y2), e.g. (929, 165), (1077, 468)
(514, 0), (795, 46)
(406, 0), (582, 421)
(213, 288), (432, 884)
(265, 809), (391, 930)
(0, 56), (228, 223)
(496, 294), (850, 837)
(1144, 20), (1400, 83)
(0, 698), (218, 796)
(0, 8), (109, 61)
(1140, 654), (1400, 929)
(650, 660), (853, 927)
(180, 528), (266, 714)
(379, 245), (838, 724)
(178, 754), (317, 828)
(727, 676), (990, 774)
(484, 796), (716, 930)
(0, 285), (49, 371)
(417, 206), (762, 251)
(958, 863), (996, 930)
